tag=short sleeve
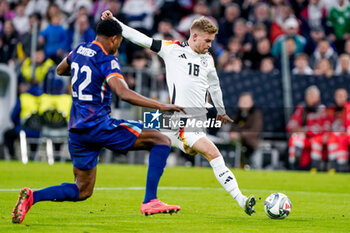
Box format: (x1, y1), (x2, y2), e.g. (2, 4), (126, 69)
(66, 43), (83, 65)
(66, 51), (73, 65)
(100, 56), (124, 82)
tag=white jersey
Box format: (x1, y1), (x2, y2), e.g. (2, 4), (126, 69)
(114, 18), (226, 116)
(157, 40), (226, 116)
(115, 18), (227, 149)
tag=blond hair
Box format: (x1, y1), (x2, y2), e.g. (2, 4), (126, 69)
(190, 16), (218, 34)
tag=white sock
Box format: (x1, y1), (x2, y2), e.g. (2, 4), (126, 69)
(209, 156), (247, 209)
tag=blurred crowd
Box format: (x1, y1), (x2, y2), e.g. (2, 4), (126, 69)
(1, 0), (350, 171)
(1, 0), (350, 90)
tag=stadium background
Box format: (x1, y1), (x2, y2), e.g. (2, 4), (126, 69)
(0, 0), (349, 171)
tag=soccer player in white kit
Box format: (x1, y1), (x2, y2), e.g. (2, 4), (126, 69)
(102, 11), (256, 216)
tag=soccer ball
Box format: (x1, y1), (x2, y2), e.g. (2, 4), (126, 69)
(264, 192), (292, 219)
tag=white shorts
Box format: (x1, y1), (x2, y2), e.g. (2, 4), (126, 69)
(161, 128), (206, 149)
(161, 113), (208, 150)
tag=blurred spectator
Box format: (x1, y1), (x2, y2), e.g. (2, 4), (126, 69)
(335, 53), (350, 75)
(240, 0), (259, 22)
(121, 0), (160, 62)
(244, 23), (268, 68)
(274, 37), (298, 70)
(3, 86), (43, 160)
(177, 0), (217, 36)
(271, 17), (306, 57)
(41, 3), (67, 30)
(260, 56), (276, 73)
(61, 0), (92, 21)
(125, 51), (152, 96)
(304, 26), (326, 55)
(17, 12), (42, 59)
(25, 0), (49, 17)
(290, 0), (309, 18)
(106, 0), (124, 22)
(300, 0), (328, 29)
(38, 9), (68, 63)
(229, 92), (263, 167)
(327, 88), (350, 172)
(246, 37), (272, 70)
(211, 0), (234, 19)
(328, 0), (350, 53)
(153, 18), (181, 41)
(0, 0), (14, 24)
(92, 0), (109, 24)
(223, 57), (243, 73)
(122, 0), (160, 34)
(313, 58), (334, 78)
(218, 37), (242, 69)
(13, 3), (29, 35)
(0, 19), (18, 63)
(233, 18), (253, 52)
(287, 85), (328, 170)
(67, 14), (95, 50)
(217, 3), (240, 46)
(18, 46), (55, 94)
(66, 4), (94, 30)
(249, 2), (272, 36)
(292, 53), (313, 75)
(285, 37), (298, 58)
(154, 0), (185, 26)
(269, 3), (295, 43)
(251, 23), (268, 42)
(269, 0), (287, 20)
(309, 39), (338, 69)
(321, 0), (337, 11)
(344, 38), (350, 55)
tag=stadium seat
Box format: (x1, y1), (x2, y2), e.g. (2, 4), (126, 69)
(219, 70), (286, 136)
(19, 94), (72, 164)
(39, 94), (72, 164)
(291, 74), (350, 106)
(253, 140), (280, 170)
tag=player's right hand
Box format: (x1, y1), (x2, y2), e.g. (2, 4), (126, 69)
(101, 10), (113, 20)
(160, 104), (186, 114)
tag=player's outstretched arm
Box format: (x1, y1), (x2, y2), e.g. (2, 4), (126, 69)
(108, 75), (185, 113)
(101, 10), (153, 49)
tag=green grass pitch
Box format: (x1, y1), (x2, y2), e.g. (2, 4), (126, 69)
(0, 161), (349, 233)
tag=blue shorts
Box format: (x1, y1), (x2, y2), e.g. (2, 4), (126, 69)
(69, 118), (143, 170)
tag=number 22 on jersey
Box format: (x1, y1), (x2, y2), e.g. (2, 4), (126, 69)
(71, 62), (93, 101)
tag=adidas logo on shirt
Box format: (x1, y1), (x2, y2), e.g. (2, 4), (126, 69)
(178, 54), (187, 59)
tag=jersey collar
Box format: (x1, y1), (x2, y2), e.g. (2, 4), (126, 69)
(92, 40), (108, 55)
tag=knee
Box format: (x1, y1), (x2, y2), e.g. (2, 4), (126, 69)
(77, 183), (94, 200)
(184, 145), (197, 156)
(79, 188), (93, 200)
(155, 134), (171, 146)
(203, 150), (221, 161)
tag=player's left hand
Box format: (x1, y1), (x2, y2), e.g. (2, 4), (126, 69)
(160, 104), (187, 114)
(101, 10), (113, 20)
(216, 114), (233, 125)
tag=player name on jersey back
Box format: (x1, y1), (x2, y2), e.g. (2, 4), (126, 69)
(77, 46), (97, 57)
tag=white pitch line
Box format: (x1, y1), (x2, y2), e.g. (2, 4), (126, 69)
(0, 187), (350, 197)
